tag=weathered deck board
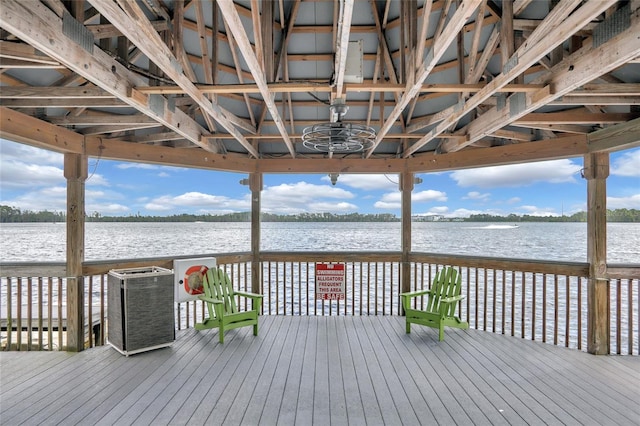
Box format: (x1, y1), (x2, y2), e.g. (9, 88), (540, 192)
(1, 316), (639, 426)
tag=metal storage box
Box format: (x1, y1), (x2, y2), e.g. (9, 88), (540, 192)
(107, 266), (174, 356)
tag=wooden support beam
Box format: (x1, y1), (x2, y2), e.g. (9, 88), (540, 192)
(249, 172), (262, 296)
(515, 112), (639, 125)
(218, 0), (295, 157)
(134, 82), (550, 95)
(0, 106), (84, 153)
(588, 117), (640, 152)
(64, 152), (87, 352)
(86, 20), (169, 39)
(333, 0), (355, 99)
(221, 14), (257, 127)
(584, 152), (609, 355)
(400, 171), (413, 312)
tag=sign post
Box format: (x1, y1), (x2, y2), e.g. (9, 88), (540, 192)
(315, 263), (346, 300)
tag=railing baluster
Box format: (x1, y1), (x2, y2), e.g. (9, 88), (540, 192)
(47, 277), (53, 350)
(347, 263), (352, 315)
(554, 275), (559, 346)
(616, 278), (622, 354)
(27, 277), (33, 350)
(306, 262), (310, 316)
(521, 272), (526, 339)
(37, 277), (43, 350)
(607, 279), (611, 354)
(88, 276), (93, 348)
(474, 267), (479, 329)
(17, 277), (22, 350)
(57, 278), (63, 350)
(465, 266), (470, 324)
(6, 278), (13, 350)
(628, 279), (634, 355)
(565, 275), (570, 348)
(491, 268), (496, 334)
(501, 270), (506, 335)
(511, 270), (515, 337)
(481, 268), (487, 331)
(542, 274), (547, 343)
(532, 273), (536, 341)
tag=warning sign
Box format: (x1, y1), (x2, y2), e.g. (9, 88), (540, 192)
(315, 263), (345, 300)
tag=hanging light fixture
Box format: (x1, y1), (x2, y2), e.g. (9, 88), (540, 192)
(302, 99), (376, 153)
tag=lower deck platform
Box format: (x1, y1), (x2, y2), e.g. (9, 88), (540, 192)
(1, 316), (638, 425)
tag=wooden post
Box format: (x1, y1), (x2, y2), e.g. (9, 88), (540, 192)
(250, 173), (263, 297)
(584, 152), (609, 355)
(64, 153), (87, 352)
(400, 171), (414, 314)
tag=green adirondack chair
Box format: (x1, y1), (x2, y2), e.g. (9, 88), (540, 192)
(195, 267), (263, 343)
(401, 266), (468, 341)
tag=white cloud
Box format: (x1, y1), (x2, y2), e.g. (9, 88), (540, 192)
(0, 139), (62, 165)
(374, 188), (446, 210)
(85, 173), (110, 186)
(374, 200), (400, 209)
(0, 162), (65, 189)
(2, 186), (67, 212)
(145, 191), (250, 211)
(413, 190), (448, 202)
(325, 174), (399, 191)
(262, 182), (355, 213)
(115, 163), (159, 170)
(86, 203), (130, 214)
(378, 192), (401, 203)
(607, 193), (640, 209)
(446, 208), (485, 218)
(308, 201), (358, 212)
(450, 159), (581, 188)
(377, 189), (446, 204)
(611, 149), (640, 177)
(463, 191), (490, 202)
(507, 197), (521, 204)
(429, 206), (450, 214)
(518, 205), (559, 216)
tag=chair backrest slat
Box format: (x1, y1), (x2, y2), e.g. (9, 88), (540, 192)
(203, 268), (238, 316)
(427, 267), (461, 315)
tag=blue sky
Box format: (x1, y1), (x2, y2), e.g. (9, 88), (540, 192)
(1, 138), (638, 218)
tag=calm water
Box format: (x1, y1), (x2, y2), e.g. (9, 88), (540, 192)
(0, 221), (638, 263)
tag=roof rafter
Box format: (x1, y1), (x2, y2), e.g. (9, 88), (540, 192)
(333, 0), (354, 99)
(404, 0), (617, 157)
(456, 10), (640, 151)
(0, 0), (220, 153)
(217, 0), (296, 158)
(366, 0), (480, 158)
(90, 0), (259, 157)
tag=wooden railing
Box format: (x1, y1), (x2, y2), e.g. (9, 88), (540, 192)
(1, 252), (638, 354)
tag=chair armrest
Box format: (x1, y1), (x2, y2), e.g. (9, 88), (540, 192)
(440, 294), (466, 304)
(197, 296), (223, 304)
(400, 289), (434, 299)
(235, 291), (264, 300)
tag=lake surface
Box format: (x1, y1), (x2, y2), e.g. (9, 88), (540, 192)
(0, 221), (638, 263)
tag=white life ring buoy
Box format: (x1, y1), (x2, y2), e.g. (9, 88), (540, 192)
(183, 265), (208, 295)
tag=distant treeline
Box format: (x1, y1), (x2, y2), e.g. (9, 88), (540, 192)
(467, 209), (638, 222)
(1, 205), (638, 223)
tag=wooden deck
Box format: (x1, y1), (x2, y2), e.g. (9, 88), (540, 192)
(1, 316), (639, 425)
